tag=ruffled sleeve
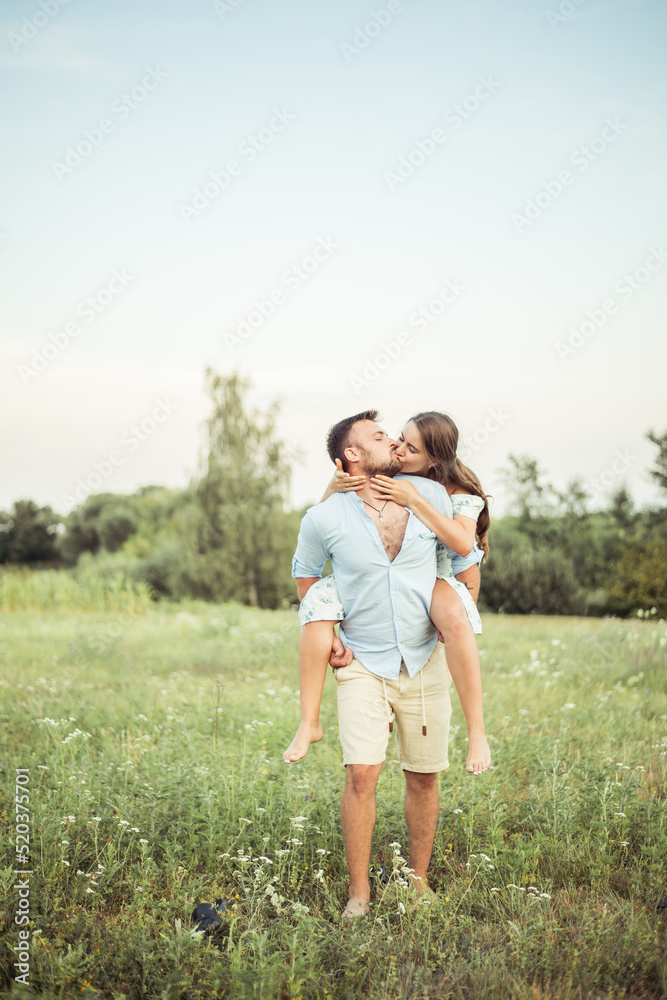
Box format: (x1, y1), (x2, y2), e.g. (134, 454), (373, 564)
(451, 494), (484, 521)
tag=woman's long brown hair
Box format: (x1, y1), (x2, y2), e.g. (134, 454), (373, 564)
(408, 411), (490, 558)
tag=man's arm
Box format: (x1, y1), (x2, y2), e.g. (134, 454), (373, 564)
(292, 509), (328, 582)
(296, 577), (320, 601)
(455, 563), (480, 603)
(451, 538), (484, 602)
(292, 510), (353, 667)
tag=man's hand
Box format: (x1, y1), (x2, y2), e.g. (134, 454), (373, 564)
(329, 633), (354, 668)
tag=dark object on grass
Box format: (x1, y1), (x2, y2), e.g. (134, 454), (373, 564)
(657, 895), (667, 910)
(191, 898), (227, 935)
(369, 865), (388, 888)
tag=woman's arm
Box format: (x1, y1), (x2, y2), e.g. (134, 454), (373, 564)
(320, 458), (366, 503)
(370, 476), (476, 557)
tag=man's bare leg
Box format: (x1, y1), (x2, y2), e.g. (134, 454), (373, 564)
(283, 621), (336, 762)
(404, 770), (439, 901)
(340, 763), (382, 916)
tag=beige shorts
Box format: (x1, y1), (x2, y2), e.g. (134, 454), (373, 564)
(333, 642), (452, 772)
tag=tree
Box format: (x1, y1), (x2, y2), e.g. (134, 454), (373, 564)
(606, 539), (667, 618)
(647, 429), (667, 496)
(608, 485), (635, 530)
(554, 475), (590, 520)
(479, 519), (584, 616)
(177, 370), (300, 608)
(0, 500), (61, 564)
(97, 505), (139, 552)
(498, 454), (556, 521)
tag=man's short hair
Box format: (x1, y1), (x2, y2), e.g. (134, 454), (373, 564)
(326, 410), (379, 470)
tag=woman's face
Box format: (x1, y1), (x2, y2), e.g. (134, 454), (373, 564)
(392, 421), (431, 476)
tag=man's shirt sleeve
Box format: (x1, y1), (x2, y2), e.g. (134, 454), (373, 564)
(291, 509), (329, 578)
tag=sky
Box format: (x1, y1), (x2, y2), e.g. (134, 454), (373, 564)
(1, 0), (666, 518)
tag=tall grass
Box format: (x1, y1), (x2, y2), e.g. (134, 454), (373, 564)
(0, 606), (665, 999)
(0, 566), (153, 614)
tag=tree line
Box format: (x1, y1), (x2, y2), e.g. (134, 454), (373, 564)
(2, 371), (665, 618)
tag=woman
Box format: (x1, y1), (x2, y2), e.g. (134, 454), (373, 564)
(283, 411), (491, 774)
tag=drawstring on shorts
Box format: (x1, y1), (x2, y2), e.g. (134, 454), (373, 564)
(381, 677), (393, 732)
(382, 668), (427, 736)
(420, 670), (427, 736)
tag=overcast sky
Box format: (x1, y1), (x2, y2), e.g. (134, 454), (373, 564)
(2, 0), (665, 518)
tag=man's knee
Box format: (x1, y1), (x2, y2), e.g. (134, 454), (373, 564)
(404, 770), (438, 794)
(345, 763), (381, 796)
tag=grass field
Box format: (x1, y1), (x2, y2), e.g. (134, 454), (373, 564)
(0, 597), (666, 999)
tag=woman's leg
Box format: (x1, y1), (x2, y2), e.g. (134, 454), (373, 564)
(282, 620), (336, 763)
(430, 579), (491, 775)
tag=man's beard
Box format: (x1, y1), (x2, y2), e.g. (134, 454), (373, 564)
(358, 447), (402, 479)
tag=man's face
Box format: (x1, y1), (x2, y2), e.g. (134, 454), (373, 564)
(347, 420), (401, 477)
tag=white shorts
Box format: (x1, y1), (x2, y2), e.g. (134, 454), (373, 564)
(333, 643), (452, 772)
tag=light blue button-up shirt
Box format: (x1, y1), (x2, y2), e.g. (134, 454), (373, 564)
(291, 475), (480, 680)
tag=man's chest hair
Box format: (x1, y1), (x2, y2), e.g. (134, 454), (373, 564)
(376, 507), (409, 562)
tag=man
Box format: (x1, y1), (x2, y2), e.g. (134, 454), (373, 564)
(291, 410), (482, 917)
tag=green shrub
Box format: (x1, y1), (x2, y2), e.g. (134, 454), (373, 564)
(606, 539), (667, 617)
(480, 526), (584, 615)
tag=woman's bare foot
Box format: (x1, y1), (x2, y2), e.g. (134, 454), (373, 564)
(342, 896), (370, 918)
(466, 732), (491, 775)
(282, 721), (323, 763)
